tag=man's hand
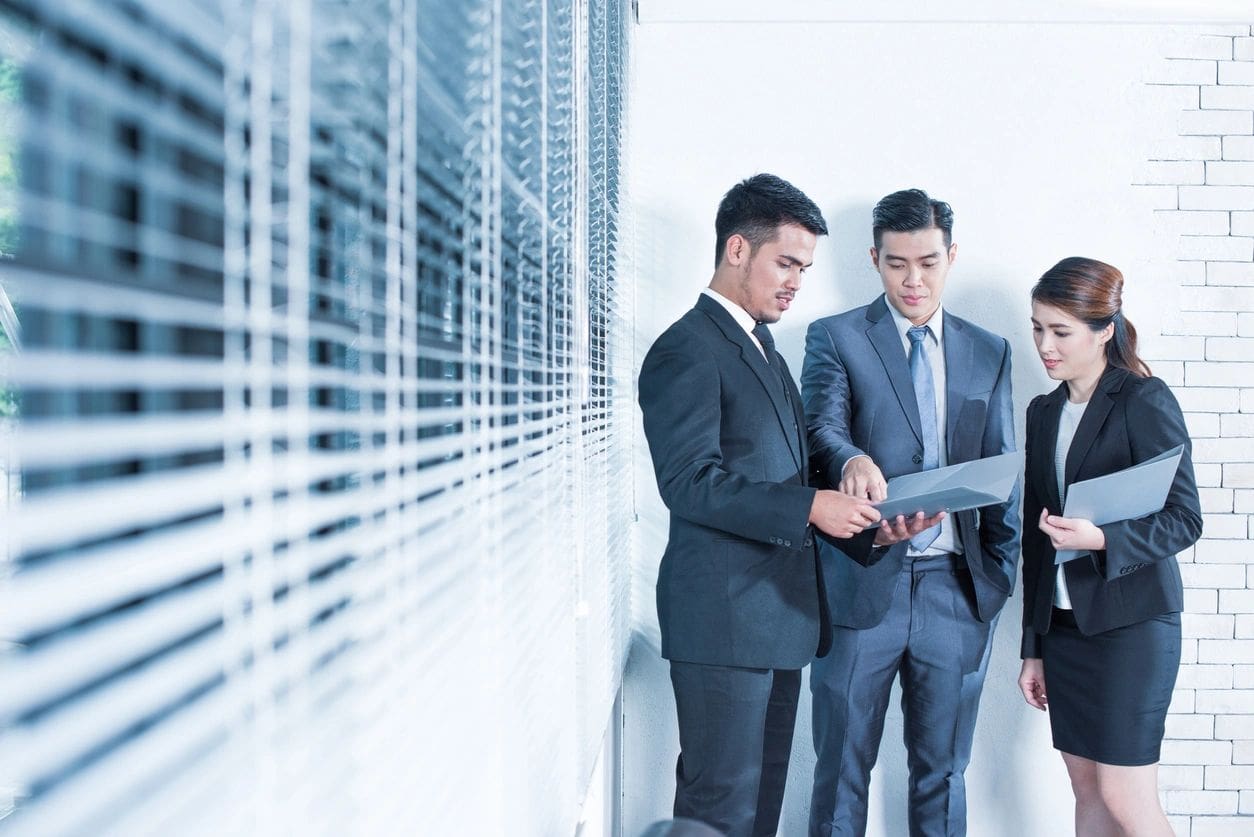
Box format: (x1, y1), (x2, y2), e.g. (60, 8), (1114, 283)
(840, 455), (887, 502)
(873, 510), (947, 546)
(809, 490), (881, 539)
(1038, 508), (1106, 551)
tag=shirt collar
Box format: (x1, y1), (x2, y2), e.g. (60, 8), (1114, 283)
(887, 298), (944, 345)
(702, 287), (757, 338)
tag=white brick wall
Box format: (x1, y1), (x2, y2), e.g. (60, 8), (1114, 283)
(1145, 25), (1254, 835)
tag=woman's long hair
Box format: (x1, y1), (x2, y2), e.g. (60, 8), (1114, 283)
(1030, 257), (1151, 378)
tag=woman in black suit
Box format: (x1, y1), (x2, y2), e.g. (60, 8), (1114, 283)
(1017, 257), (1202, 837)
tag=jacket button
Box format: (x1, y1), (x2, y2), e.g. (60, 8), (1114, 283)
(784, 540), (792, 547)
(912, 453), (923, 464)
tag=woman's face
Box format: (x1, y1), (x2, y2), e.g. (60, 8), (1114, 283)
(1031, 300), (1113, 384)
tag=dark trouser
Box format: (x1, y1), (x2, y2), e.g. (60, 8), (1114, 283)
(670, 662), (802, 837)
(809, 555), (996, 837)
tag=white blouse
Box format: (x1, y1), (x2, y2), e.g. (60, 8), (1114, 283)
(1053, 398), (1089, 609)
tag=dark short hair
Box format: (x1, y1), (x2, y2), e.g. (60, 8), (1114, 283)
(871, 188), (954, 249)
(714, 173), (828, 267)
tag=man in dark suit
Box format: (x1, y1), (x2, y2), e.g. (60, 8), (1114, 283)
(639, 174), (889, 837)
(801, 189), (1021, 837)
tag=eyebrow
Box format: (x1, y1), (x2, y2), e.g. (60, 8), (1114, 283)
(778, 254), (814, 269)
(1029, 317), (1073, 328)
(884, 252), (942, 261)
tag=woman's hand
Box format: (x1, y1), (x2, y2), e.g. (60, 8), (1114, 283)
(1019, 658), (1048, 711)
(1038, 508), (1106, 552)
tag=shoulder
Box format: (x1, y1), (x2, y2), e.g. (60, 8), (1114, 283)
(1117, 373), (1179, 411)
(808, 302), (874, 335)
(644, 308), (716, 365)
(946, 312), (1010, 356)
(1026, 391), (1051, 422)
(662, 306), (720, 343)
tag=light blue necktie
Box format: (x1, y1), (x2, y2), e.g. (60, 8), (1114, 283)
(907, 325), (941, 552)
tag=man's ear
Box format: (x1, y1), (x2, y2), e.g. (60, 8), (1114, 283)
(947, 242), (958, 264)
(725, 233), (750, 267)
(869, 246), (879, 270)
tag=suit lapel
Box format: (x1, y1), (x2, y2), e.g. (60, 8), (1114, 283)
(1035, 385), (1066, 513)
(1063, 367), (1126, 488)
(942, 313), (974, 453)
(695, 295), (803, 470)
(865, 296), (923, 446)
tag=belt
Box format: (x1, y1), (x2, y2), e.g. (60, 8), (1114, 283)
(905, 552), (964, 572)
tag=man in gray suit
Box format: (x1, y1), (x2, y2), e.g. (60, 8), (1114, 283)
(639, 174), (896, 837)
(801, 189), (1020, 837)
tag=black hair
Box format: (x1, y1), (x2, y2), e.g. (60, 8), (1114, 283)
(713, 173), (828, 267)
(871, 188), (954, 249)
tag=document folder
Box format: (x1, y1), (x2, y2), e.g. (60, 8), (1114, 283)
(874, 450), (1023, 520)
(1054, 444), (1186, 565)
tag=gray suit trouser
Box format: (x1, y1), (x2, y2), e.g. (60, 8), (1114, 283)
(809, 554), (996, 837)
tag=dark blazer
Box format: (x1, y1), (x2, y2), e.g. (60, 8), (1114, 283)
(801, 294), (1020, 629)
(1020, 367), (1203, 657)
(638, 294), (829, 670)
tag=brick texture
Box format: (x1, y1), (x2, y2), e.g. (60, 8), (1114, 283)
(1142, 24), (1254, 832)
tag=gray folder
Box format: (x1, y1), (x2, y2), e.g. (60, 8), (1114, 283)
(1054, 444), (1185, 565)
(874, 450), (1023, 520)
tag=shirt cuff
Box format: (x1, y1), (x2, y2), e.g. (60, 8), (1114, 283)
(841, 454), (871, 478)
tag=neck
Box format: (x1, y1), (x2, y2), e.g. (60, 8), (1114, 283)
(708, 274), (744, 309)
(1065, 363), (1106, 403)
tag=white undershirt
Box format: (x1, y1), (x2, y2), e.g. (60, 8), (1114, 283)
(1053, 398), (1088, 609)
(701, 287), (767, 359)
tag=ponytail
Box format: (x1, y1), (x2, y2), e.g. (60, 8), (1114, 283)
(1108, 311), (1151, 378)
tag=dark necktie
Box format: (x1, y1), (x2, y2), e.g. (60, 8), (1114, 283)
(753, 322), (793, 406)
(907, 325), (941, 551)
(752, 322), (776, 362)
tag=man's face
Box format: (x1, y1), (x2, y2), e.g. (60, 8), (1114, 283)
(871, 227), (956, 326)
(725, 223), (817, 324)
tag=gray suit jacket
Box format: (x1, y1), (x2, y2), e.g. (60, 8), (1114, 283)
(639, 294), (830, 669)
(801, 294), (1021, 629)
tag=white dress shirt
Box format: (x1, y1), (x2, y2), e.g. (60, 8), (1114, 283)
(702, 287), (768, 359)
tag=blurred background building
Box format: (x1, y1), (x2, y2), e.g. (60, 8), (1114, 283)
(0, 0), (632, 834)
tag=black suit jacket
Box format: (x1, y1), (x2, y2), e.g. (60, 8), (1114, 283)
(801, 295), (1021, 629)
(638, 294), (829, 669)
(1020, 367), (1203, 658)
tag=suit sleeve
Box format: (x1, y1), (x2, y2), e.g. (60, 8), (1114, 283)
(800, 319), (881, 566)
(639, 323), (817, 549)
(979, 338), (1021, 585)
(1021, 395), (1045, 659)
(801, 319), (867, 486)
(1094, 377), (1203, 581)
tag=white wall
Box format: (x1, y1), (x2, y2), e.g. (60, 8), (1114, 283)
(627, 20), (1254, 837)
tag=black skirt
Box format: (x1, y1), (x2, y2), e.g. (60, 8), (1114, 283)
(1042, 608), (1181, 766)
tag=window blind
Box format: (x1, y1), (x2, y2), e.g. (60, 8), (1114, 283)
(0, 0), (634, 834)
